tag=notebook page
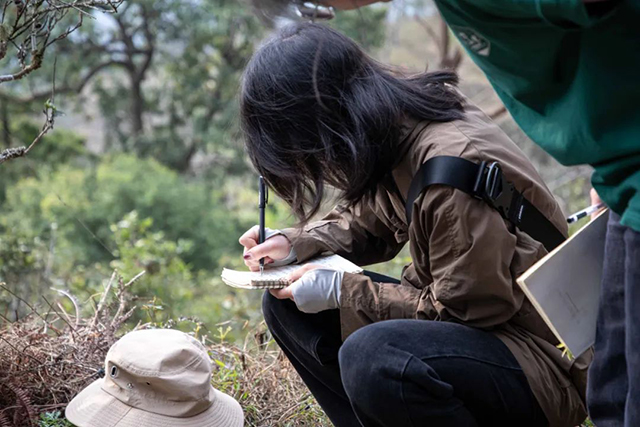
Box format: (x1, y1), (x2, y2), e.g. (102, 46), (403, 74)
(221, 254), (362, 289)
(221, 265), (300, 288)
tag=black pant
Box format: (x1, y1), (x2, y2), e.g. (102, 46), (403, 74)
(588, 212), (640, 427)
(262, 272), (547, 427)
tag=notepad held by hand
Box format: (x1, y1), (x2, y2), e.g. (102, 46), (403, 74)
(221, 254), (363, 289)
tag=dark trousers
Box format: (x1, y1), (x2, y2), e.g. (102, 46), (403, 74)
(588, 212), (640, 427)
(262, 272), (547, 427)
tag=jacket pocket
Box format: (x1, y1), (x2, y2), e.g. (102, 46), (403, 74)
(510, 228), (547, 278)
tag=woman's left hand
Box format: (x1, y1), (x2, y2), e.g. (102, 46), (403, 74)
(270, 265), (343, 313)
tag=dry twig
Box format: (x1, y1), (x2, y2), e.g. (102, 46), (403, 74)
(0, 271), (141, 426)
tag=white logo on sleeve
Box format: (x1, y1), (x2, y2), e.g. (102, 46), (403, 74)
(452, 26), (491, 57)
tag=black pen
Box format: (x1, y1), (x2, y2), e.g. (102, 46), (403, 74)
(258, 176), (268, 275)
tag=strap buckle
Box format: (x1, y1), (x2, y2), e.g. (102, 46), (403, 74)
(474, 161), (517, 221)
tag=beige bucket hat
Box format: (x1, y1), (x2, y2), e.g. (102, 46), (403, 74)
(66, 329), (244, 427)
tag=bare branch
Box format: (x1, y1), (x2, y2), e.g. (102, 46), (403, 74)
(91, 271), (117, 327)
(0, 0), (124, 167)
(50, 288), (80, 329)
(0, 88), (54, 165)
(1, 0), (124, 86)
(0, 283), (47, 325)
(0, 23), (7, 60)
(0, 50), (44, 83)
(0, 59), (129, 103)
(0, 146), (27, 165)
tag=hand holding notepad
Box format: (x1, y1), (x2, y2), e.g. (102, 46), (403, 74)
(221, 254), (363, 289)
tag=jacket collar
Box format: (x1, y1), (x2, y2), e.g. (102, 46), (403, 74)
(391, 116), (431, 200)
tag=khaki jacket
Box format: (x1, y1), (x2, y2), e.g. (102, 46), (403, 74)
(283, 102), (591, 427)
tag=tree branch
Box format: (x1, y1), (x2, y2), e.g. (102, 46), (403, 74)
(1, 0), (124, 86)
(0, 50), (44, 83)
(0, 59), (128, 103)
(135, 4), (155, 83)
(0, 57), (59, 165)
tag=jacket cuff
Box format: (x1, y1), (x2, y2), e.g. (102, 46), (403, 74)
(339, 273), (379, 340)
(338, 273), (423, 340)
(379, 282), (421, 321)
(281, 227), (327, 262)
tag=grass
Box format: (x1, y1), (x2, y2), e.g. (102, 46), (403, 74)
(0, 271), (329, 427)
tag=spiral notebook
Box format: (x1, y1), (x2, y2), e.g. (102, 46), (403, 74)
(221, 254), (363, 289)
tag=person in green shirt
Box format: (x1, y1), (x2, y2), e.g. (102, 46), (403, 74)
(306, 1), (640, 426)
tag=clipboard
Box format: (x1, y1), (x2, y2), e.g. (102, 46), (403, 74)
(516, 209), (609, 357)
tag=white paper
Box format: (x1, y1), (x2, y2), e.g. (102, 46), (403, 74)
(221, 254), (363, 289)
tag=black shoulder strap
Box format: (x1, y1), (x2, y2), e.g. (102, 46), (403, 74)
(405, 156), (566, 252)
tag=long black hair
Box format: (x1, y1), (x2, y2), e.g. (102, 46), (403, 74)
(241, 22), (464, 224)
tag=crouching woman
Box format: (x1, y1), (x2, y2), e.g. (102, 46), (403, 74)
(238, 22), (591, 427)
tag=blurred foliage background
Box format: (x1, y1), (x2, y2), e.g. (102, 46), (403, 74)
(0, 0), (592, 343)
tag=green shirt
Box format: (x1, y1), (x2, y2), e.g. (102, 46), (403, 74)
(435, 0), (640, 231)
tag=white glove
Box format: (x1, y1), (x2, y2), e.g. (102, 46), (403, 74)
(290, 269), (343, 313)
(264, 228), (297, 267)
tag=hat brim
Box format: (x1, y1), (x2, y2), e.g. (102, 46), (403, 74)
(66, 379), (244, 427)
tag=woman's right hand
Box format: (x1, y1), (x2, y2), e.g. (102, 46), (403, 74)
(239, 226), (293, 272)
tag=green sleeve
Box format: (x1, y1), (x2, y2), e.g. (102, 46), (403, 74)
(535, 0), (616, 28)
(621, 192), (640, 233)
(436, 0), (614, 28)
